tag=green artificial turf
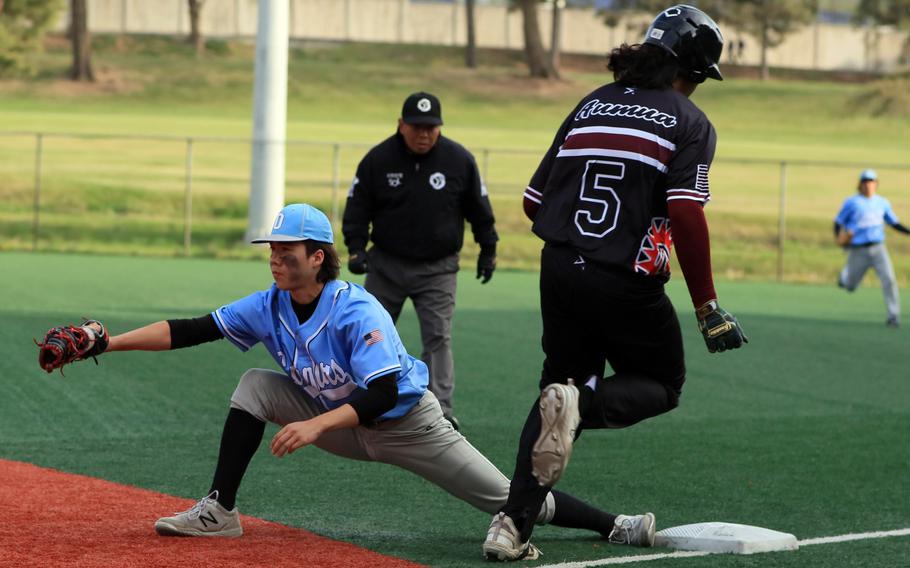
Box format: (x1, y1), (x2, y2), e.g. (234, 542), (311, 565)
(1, 251), (908, 567)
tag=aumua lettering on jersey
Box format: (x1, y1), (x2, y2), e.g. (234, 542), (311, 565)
(291, 359), (358, 401)
(557, 126), (676, 173)
(574, 99), (678, 128)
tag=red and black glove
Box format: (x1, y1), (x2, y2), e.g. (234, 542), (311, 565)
(35, 320), (109, 374)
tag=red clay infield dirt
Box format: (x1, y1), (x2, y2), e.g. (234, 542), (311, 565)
(0, 459), (425, 568)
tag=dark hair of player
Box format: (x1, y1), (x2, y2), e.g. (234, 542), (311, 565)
(304, 240), (341, 283)
(607, 43), (680, 90)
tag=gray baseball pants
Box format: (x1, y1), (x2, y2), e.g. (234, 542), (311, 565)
(230, 368), (554, 522)
(839, 243), (900, 322)
(364, 247), (459, 416)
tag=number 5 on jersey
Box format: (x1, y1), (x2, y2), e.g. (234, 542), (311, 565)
(575, 160), (624, 238)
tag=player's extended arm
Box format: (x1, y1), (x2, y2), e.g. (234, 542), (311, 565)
(106, 315), (223, 353)
(890, 222), (910, 235)
(37, 314), (222, 373)
(107, 321), (172, 352)
(668, 200), (747, 353)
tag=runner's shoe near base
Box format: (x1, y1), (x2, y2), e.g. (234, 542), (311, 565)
(608, 513), (656, 547)
(532, 380), (581, 486)
(154, 491), (243, 537)
(482, 512), (542, 561)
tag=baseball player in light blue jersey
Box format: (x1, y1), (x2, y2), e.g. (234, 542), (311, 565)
(44, 203), (636, 553)
(835, 169), (910, 327)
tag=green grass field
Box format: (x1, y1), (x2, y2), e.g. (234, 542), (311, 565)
(2, 37), (910, 283)
(2, 251), (908, 567)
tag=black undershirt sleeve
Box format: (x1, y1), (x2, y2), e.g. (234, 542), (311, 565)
(347, 373), (399, 424)
(167, 314), (224, 349)
(891, 222), (910, 235)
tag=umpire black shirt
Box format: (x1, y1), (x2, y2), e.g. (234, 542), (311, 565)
(342, 132), (498, 261)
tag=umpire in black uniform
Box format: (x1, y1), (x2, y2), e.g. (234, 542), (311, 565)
(342, 92), (498, 429)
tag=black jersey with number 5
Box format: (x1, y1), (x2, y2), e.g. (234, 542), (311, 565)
(524, 82), (716, 281)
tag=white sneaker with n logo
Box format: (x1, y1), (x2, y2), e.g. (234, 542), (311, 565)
(155, 491), (243, 537)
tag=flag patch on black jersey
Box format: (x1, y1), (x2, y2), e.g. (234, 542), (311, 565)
(634, 218), (673, 276)
(696, 164), (710, 192)
(363, 329), (384, 346)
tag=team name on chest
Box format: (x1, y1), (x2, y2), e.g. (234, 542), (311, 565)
(290, 358), (355, 399)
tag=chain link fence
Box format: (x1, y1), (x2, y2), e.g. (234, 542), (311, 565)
(2, 131), (909, 283)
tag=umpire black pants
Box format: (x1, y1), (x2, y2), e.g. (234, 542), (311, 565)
(503, 243), (686, 540)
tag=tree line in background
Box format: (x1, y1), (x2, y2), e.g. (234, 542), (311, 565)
(0, 0), (907, 82)
(470, 0), (908, 80)
(0, 0), (207, 80)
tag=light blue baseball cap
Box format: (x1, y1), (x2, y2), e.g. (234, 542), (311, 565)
(251, 203), (334, 244)
(859, 169), (878, 182)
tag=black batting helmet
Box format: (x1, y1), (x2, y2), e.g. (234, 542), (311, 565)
(643, 5), (724, 84)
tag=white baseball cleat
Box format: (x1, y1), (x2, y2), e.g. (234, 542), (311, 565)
(531, 380), (581, 486)
(608, 513), (656, 547)
(482, 512), (542, 562)
(154, 491), (243, 537)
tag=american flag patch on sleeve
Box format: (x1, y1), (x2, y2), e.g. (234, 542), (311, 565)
(363, 329), (384, 346)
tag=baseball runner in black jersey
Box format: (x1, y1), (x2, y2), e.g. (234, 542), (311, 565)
(482, 5), (748, 561)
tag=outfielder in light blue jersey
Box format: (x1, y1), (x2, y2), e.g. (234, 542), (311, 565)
(834, 169), (910, 327)
(56, 203), (627, 552)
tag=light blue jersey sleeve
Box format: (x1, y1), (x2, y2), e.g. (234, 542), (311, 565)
(333, 296), (403, 384)
(834, 197), (855, 229)
(883, 198), (899, 226)
(211, 290), (272, 352)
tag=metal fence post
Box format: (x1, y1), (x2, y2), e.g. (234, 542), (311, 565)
(777, 161), (788, 282)
(32, 133), (43, 252)
(184, 137), (194, 257)
(331, 143), (341, 226)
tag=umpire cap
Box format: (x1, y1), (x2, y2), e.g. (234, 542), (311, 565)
(251, 204), (334, 244)
(401, 92), (443, 126)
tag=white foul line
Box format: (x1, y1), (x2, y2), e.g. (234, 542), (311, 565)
(534, 528), (910, 568)
(535, 550), (713, 568)
(798, 527), (910, 547)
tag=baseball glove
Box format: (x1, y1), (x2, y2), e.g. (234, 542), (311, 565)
(836, 230), (853, 247)
(35, 320), (109, 374)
